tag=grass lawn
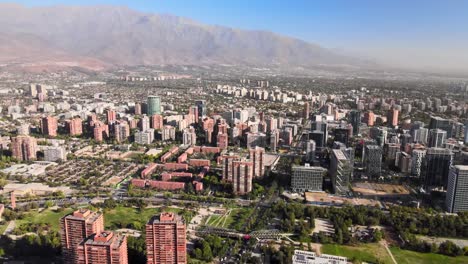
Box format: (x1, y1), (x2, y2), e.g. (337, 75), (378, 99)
(205, 214), (222, 227)
(16, 208), (74, 231)
(390, 247), (468, 264)
(223, 208), (241, 228)
(103, 206), (191, 230)
(203, 207), (253, 230)
(322, 243), (394, 264)
(14, 205), (193, 233)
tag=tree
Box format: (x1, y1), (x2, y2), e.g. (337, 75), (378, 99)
(201, 241), (213, 261)
(372, 229), (383, 242)
(44, 200), (54, 208)
(439, 240), (462, 256)
(127, 236), (146, 264)
(194, 248), (202, 259)
(103, 198), (117, 209)
(336, 229), (344, 244)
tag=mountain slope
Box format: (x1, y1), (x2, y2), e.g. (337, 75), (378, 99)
(0, 3), (364, 68)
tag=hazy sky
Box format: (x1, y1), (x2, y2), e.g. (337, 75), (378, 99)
(11, 0), (468, 73)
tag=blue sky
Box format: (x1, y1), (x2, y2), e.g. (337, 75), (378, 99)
(8, 0), (468, 71)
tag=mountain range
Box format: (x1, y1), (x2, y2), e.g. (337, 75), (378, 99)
(0, 3), (371, 71)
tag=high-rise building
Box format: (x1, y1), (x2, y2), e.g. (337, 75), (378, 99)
(387, 109), (399, 127)
(37, 84), (48, 95)
(334, 126), (351, 146)
(411, 149), (426, 177)
(428, 129), (447, 148)
(446, 165), (468, 213)
(220, 155), (238, 180)
(305, 140), (316, 162)
(249, 146), (265, 178)
(424, 148), (453, 189)
(291, 164), (326, 192)
(217, 133), (229, 149)
(195, 100), (207, 117)
(232, 161), (253, 194)
(270, 130), (279, 152)
(246, 132), (266, 148)
(76, 231), (128, 264)
(66, 118), (83, 136)
(400, 133), (412, 149)
(303, 102), (310, 119)
(348, 110), (361, 136)
(330, 149), (352, 195)
(364, 111), (375, 126)
(135, 103), (142, 115)
(385, 143), (401, 164)
(464, 121), (468, 144)
(429, 116), (453, 138)
(396, 151), (412, 174)
(151, 114), (164, 130)
(311, 121), (328, 147)
(146, 212), (186, 264)
(412, 128), (428, 144)
(11, 135), (37, 161)
(29, 83), (38, 97)
(364, 145), (382, 178)
(309, 131), (325, 148)
(41, 116), (58, 137)
(60, 209), (104, 264)
(162, 126), (176, 141)
(263, 117), (276, 134)
(140, 115), (151, 131)
(135, 129), (155, 145)
(148, 96), (161, 115)
(370, 127), (387, 147)
(114, 122), (130, 143)
(106, 109), (117, 123)
(182, 127), (197, 146)
(189, 106), (199, 123)
(93, 122), (109, 142)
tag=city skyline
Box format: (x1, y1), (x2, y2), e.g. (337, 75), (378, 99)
(0, 2), (467, 263)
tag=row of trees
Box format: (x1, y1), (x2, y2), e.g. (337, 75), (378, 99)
(401, 232), (468, 256)
(0, 231), (61, 259)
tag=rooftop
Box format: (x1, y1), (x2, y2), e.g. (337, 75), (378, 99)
(147, 212), (184, 225)
(332, 149), (347, 160)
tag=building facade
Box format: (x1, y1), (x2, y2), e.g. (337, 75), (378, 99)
(60, 209), (104, 264)
(424, 148), (453, 189)
(330, 149), (352, 195)
(146, 212), (186, 264)
(232, 161), (254, 195)
(148, 96), (162, 115)
(364, 145), (382, 178)
(11, 135), (37, 161)
(66, 118), (83, 136)
(291, 164), (326, 193)
(41, 116), (58, 137)
(76, 231), (128, 264)
(135, 129), (155, 145)
(249, 146), (265, 178)
(446, 165), (468, 213)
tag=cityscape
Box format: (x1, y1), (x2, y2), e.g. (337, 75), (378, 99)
(0, 1), (467, 264)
